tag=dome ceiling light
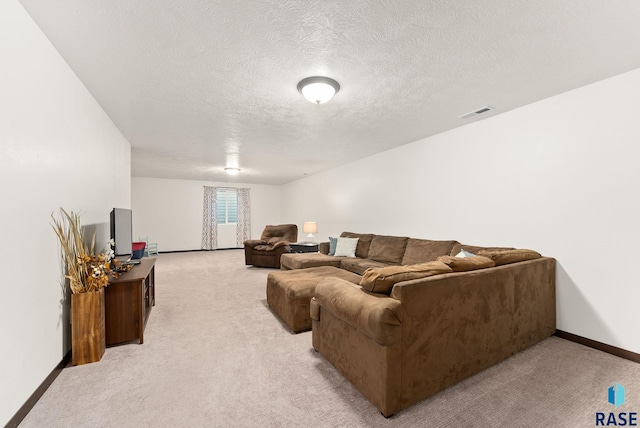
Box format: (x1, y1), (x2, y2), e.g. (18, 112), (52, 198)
(224, 167), (240, 175)
(297, 76), (340, 104)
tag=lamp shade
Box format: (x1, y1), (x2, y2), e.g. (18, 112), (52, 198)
(303, 222), (318, 234)
(297, 77), (340, 104)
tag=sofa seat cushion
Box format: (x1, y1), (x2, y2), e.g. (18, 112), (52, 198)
(478, 249), (541, 266)
(315, 277), (402, 346)
(340, 258), (390, 275)
(280, 253), (343, 270)
(436, 255), (495, 272)
(360, 261), (453, 295)
(340, 232), (374, 258)
(401, 239), (458, 265)
(367, 235), (409, 264)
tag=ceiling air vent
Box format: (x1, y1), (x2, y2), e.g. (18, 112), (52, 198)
(458, 105), (495, 119)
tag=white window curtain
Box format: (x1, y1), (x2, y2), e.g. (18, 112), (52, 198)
(202, 186), (250, 250)
(236, 188), (251, 246)
(202, 186), (218, 250)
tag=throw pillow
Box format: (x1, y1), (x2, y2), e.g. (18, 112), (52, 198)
(436, 255), (495, 272)
(333, 237), (359, 257)
(328, 237), (338, 256)
(340, 232), (374, 258)
(455, 249), (476, 258)
(477, 249), (541, 266)
(360, 261), (453, 295)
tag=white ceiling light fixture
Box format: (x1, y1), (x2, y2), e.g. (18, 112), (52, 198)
(224, 167), (240, 175)
(297, 76), (340, 104)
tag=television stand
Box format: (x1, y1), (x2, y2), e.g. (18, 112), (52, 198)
(105, 257), (156, 346)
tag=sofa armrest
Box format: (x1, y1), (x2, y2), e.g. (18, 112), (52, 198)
(272, 240), (290, 250)
(318, 241), (330, 254)
(314, 277), (402, 346)
(244, 239), (266, 248)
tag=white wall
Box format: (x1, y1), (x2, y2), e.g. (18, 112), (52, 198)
(0, 1), (131, 425)
(131, 177), (282, 251)
(282, 68), (640, 355)
(217, 223), (239, 249)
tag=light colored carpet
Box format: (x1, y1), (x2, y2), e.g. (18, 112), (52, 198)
(20, 250), (639, 427)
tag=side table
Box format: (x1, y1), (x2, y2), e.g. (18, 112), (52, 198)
(289, 242), (319, 253)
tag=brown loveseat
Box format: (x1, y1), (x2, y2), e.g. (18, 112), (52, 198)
(244, 224), (298, 268)
(275, 232), (556, 416)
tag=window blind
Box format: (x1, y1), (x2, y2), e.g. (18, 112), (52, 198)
(216, 188), (238, 224)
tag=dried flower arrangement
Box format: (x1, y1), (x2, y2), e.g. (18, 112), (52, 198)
(51, 208), (130, 294)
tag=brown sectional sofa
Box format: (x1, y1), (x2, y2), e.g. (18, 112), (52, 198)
(273, 232), (556, 417)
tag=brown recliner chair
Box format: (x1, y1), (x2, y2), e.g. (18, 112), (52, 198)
(244, 224), (298, 268)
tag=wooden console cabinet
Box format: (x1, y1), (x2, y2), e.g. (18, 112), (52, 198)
(105, 258), (156, 346)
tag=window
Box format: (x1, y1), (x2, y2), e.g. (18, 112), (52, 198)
(216, 188), (238, 224)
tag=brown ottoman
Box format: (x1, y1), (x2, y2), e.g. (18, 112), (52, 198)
(266, 266), (362, 333)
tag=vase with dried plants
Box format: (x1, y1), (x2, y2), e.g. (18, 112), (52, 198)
(51, 208), (127, 365)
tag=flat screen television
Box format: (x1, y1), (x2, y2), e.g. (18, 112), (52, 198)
(110, 208), (132, 257)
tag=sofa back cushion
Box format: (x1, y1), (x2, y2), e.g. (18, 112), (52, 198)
(367, 235), (409, 264)
(340, 232), (374, 258)
(260, 224), (298, 243)
(436, 255), (495, 272)
(401, 239), (458, 265)
(360, 261), (453, 294)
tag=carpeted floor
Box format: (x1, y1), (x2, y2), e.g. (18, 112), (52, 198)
(19, 250), (639, 427)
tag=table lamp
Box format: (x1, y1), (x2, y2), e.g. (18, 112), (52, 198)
(303, 222), (318, 241)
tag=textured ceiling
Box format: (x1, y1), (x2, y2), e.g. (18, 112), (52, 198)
(19, 0), (640, 184)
